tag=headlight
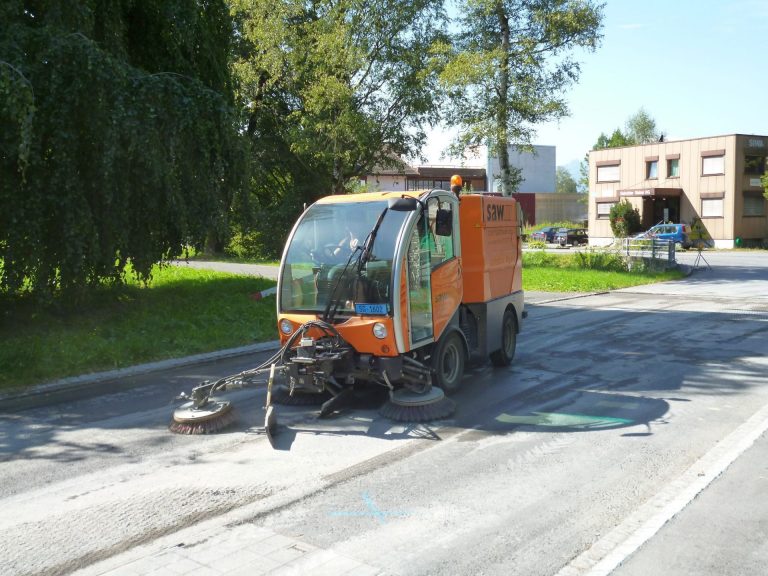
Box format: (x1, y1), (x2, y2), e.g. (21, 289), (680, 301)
(372, 322), (387, 339)
(279, 319), (293, 335)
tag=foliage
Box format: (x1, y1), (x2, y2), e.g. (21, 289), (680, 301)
(440, 0), (604, 195)
(625, 107), (661, 144)
(609, 200), (641, 238)
(573, 248), (627, 272)
(0, 265), (276, 390)
(527, 239), (546, 249)
(762, 170), (768, 199)
(522, 265), (684, 292)
(523, 249), (625, 272)
(226, 0), (449, 259)
(578, 152), (590, 194)
(579, 109), (663, 191)
(556, 166), (578, 194)
(0, 1), (248, 297)
(594, 128), (631, 149)
(231, 0), (447, 197)
(522, 250), (684, 292)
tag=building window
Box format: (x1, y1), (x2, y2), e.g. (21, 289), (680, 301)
(596, 202), (615, 219)
(407, 179), (452, 191)
(744, 155), (766, 175)
(596, 164), (620, 182)
(701, 198), (724, 218)
(646, 160), (658, 179)
(667, 158), (679, 177)
(744, 192), (765, 217)
(702, 154), (725, 176)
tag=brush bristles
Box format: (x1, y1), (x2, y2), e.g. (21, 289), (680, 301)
(379, 396), (456, 423)
(169, 409), (237, 435)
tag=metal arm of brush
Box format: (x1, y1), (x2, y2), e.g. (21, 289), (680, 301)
(177, 365), (287, 406)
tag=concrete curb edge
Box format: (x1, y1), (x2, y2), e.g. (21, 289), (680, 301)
(0, 340), (281, 412)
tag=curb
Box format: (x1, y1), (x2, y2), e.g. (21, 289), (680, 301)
(0, 340), (281, 412)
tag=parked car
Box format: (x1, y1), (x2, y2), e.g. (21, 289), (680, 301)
(555, 228), (589, 246)
(529, 226), (559, 243)
(634, 223), (691, 249)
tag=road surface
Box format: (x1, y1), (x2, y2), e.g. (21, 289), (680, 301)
(2, 253), (767, 576)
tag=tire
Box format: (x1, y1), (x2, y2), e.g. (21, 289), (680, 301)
(490, 309), (517, 367)
(432, 331), (465, 394)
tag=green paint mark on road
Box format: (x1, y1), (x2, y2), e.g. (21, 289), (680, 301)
(596, 400), (640, 410)
(495, 411), (633, 429)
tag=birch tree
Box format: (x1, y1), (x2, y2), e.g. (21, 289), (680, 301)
(441, 0), (603, 195)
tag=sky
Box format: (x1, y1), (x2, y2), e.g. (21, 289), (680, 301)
(419, 0), (768, 170)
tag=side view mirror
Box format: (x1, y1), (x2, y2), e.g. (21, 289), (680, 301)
(434, 208), (452, 236)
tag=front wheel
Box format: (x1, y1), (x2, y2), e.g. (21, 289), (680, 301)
(490, 310), (517, 367)
(432, 332), (465, 394)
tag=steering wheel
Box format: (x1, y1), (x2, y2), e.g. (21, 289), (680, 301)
(322, 242), (346, 263)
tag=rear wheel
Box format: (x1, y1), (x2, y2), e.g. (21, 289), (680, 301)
(490, 309), (517, 367)
(432, 332), (465, 394)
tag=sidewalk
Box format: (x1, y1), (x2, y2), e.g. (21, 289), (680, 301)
(75, 520), (383, 576)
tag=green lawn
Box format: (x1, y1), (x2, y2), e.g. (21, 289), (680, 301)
(0, 266), (277, 391)
(523, 266), (685, 292)
(1, 257), (685, 391)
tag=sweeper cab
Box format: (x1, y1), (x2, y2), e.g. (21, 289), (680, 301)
(273, 189), (524, 418)
(170, 187), (524, 435)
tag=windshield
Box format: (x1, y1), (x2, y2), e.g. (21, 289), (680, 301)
(280, 200), (410, 315)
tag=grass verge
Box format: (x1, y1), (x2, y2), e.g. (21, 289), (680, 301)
(522, 251), (686, 292)
(0, 266), (276, 391)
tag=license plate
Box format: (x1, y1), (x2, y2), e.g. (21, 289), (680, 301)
(354, 303), (388, 315)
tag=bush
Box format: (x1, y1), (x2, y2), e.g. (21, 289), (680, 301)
(609, 201), (641, 238)
(574, 248), (628, 272)
(523, 251), (569, 268)
(527, 239), (546, 249)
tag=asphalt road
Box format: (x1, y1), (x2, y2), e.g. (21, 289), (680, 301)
(2, 253), (767, 576)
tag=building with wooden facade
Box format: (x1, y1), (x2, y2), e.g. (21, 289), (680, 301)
(588, 134), (767, 248)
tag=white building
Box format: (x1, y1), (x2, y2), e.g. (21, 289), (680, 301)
(486, 144), (556, 193)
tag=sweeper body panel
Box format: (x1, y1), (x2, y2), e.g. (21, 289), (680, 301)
(275, 189), (524, 402)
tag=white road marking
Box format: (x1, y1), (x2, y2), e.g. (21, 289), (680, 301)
(556, 398), (768, 576)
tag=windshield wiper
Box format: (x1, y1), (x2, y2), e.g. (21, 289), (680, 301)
(322, 206), (389, 324)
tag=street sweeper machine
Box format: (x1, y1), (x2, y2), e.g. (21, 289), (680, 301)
(170, 187), (525, 437)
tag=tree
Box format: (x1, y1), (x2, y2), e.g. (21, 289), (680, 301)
(1, 1), (248, 296)
(595, 128), (631, 149)
(762, 170), (768, 200)
(555, 167), (577, 194)
(579, 110), (663, 197)
(232, 0), (447, 198)
(625, 107), (662, 144)
(609, 200), (641, 238)
(440, 0), (604, 195)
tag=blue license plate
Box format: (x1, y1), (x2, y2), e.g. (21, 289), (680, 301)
(354, 303), (388, 315)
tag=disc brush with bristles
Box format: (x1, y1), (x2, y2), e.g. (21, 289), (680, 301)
(379, 388), (456, 423)
(272, 384), (333, 406)
(169, 399), (236, 434)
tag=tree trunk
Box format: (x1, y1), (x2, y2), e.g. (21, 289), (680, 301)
(332, 156), (345, 195)
(495, 2), (512, 197)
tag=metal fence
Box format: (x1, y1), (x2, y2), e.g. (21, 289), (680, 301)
(621, 238), (676, 266)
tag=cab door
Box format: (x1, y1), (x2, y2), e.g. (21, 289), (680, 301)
(406, 212), (433, 343)
(425, 196), (462, 341)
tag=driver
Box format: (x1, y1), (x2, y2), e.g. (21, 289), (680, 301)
(333, 214), (366, 257)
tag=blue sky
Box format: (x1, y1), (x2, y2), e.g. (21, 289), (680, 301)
(421, 0), (768, 168)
